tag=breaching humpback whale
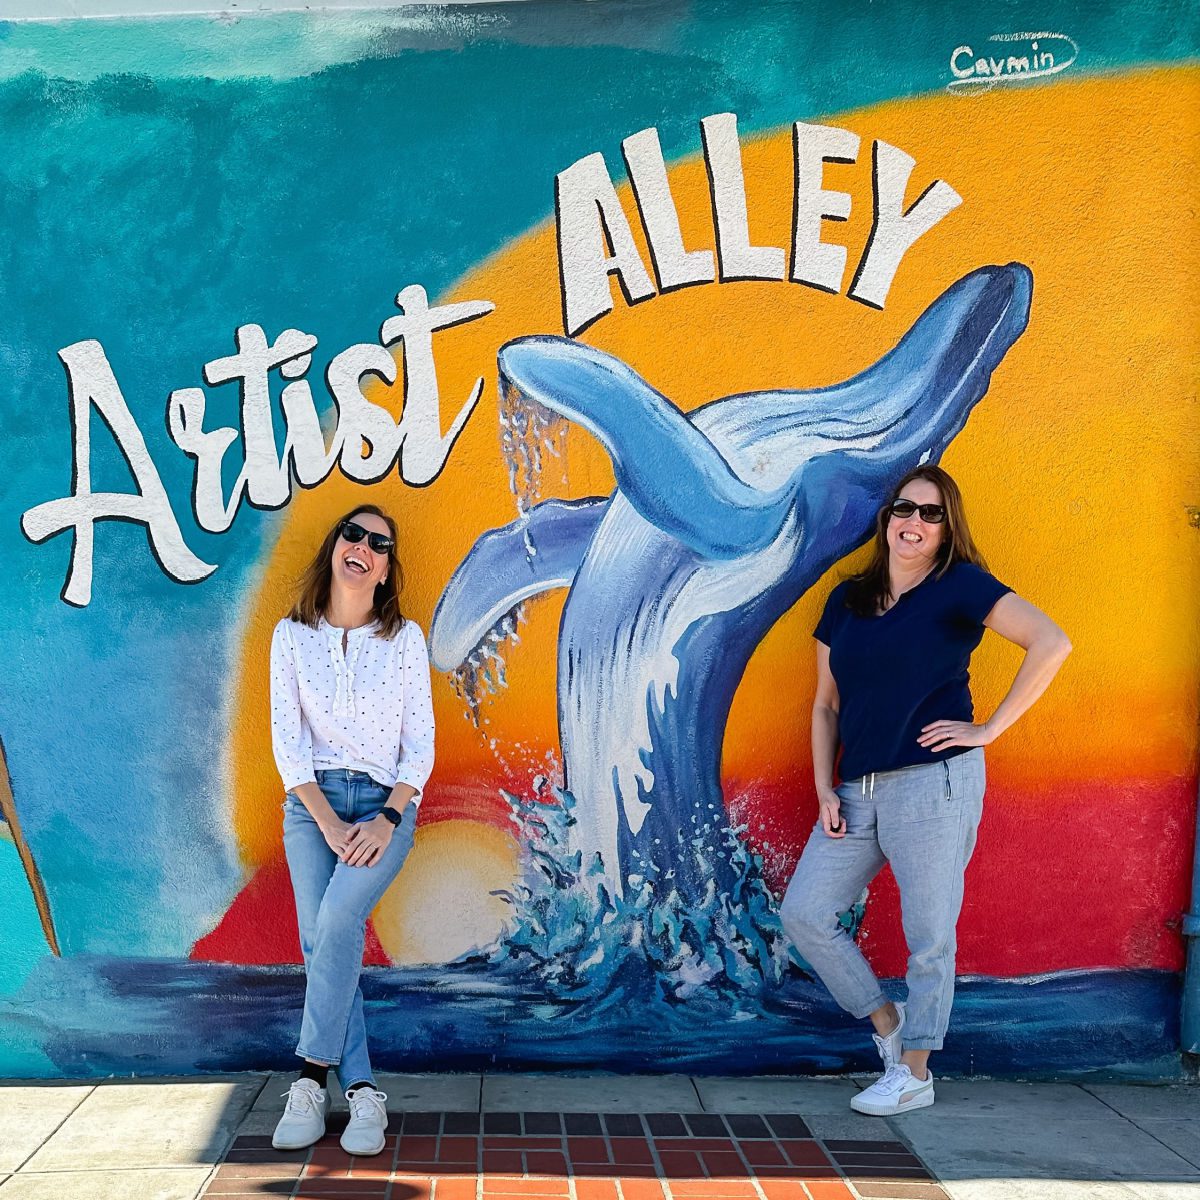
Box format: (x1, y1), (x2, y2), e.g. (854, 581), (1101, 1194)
(432, 264), (1033, 908)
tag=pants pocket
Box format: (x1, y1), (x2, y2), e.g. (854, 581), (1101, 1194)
(954, 748), (987, 807)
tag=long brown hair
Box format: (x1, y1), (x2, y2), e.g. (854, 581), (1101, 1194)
(844, 465), (989, 616)
(287, 505), (406, 638)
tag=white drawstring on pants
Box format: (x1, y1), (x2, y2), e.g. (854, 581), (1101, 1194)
(860, 763), (951, 802)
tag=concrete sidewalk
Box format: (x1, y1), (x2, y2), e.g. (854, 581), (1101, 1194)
(0, 1073), (1197, 1200)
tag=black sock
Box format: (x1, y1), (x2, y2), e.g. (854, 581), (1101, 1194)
(299, 1062), (329, 1089)
(345, 1079), (374, 1095)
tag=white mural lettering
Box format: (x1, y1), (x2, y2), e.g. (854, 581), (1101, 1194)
(21, 340), (217, 608)
(27, 107), (961, 605)
(848, 142), (962, 309)
(701, 112), (789, 285)
(557, 112), (962, 335)
(555, 151), (657, 337)
(170, 325), (320, 532)
(621, 126), (715, 294)
(380, 285), (496, 486)
(790, 121), (861, 294)
(24, 288), (495, 606)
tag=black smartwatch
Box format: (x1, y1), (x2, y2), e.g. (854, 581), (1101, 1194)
(378, 806), (405, 827)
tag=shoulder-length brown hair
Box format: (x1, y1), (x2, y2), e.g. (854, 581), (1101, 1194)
(287, 505), (406, 638)
(844, 465), (989, 617)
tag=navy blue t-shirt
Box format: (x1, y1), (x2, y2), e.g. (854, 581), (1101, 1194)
(813, 561), (1012, 781)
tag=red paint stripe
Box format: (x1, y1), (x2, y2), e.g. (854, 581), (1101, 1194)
(198, 770), (1194, 976)
(191, 854), (391, 965)
(729, 773), (1194, 975)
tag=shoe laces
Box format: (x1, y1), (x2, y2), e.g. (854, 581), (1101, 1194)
(872, 1026), (899, 1066)
(282, 1081), (323, 1117)
(875, 1064), (914, 1094)
(347, 1087), (387, 1123)
(872, 1005), (904, 1064)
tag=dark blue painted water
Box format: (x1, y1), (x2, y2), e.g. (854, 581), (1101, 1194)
(5, 954), (1181, 1081)
(3, 785), (1182, 1081)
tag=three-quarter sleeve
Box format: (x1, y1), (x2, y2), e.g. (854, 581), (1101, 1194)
(394, 621), (436, 802)
(269, 620), (317, 792)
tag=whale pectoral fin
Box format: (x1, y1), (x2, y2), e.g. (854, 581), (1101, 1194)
(430, 496), (609, 670)
(499, 338), (790, 560)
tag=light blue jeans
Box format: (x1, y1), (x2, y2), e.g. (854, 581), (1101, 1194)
(779, 748), (986, 1051)
(283, 769), (417, 1086)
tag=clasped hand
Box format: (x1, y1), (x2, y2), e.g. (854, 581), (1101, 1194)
(319, 812), (398, 867)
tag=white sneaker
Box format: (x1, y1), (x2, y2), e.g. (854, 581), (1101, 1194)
(341, 1086), (389, 1156)
(850, 1064), (935, 1116)
(272, 1078), (330, 1149)
(871, 1001), (905, 1071)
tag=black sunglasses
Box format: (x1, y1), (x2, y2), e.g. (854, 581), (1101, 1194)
(888, 499), (947, 524)
(339, 519), (395, 555)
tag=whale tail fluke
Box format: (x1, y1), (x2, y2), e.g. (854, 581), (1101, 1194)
(430, 495), (610, 673)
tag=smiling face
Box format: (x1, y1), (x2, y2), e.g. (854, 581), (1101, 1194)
(885, 477), (947, 570)
(333, 510), (393, 594)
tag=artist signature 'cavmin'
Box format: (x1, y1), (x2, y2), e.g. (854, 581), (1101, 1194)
(949, 32), (1078, 93)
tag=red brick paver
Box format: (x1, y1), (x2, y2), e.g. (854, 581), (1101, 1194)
(199, 1112), (947, 1200)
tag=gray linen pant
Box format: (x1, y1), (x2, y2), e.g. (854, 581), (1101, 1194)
(779, 748), (986, 1050)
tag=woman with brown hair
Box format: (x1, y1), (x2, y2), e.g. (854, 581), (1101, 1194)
(269, 505), (434, 1155)
(780, 466), (1070, 1115)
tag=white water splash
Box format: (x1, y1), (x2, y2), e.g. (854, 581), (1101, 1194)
(449, 379), (570, 726)
(499, 377), (568, 518)
(485, 780), (804, 1004)
(449, 606), (524, 726)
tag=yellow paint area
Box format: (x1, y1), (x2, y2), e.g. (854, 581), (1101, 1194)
(229, 67), (1199, 880)
(370, 820), (519, 965)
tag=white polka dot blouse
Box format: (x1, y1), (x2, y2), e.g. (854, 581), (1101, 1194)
(270, 616), (436, 804)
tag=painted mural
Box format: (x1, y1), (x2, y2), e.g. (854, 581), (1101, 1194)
(0, 0), (1197, 1079)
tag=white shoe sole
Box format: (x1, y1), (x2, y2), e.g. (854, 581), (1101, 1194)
(850, 1086), (935, 1116)
(272, 1123), (327, 1150)
(849, 1089), (931, 1113)
(341, 1130), (387, 1156)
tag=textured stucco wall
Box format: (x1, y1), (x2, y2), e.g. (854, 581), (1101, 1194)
(0, 0), (1196, 1078)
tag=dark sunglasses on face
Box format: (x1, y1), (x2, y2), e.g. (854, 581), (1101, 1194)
(888, 499), (947, 524)
(339, 520), (395, 555)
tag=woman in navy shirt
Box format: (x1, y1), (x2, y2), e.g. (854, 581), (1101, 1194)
(780, 465), (1070, 1115)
